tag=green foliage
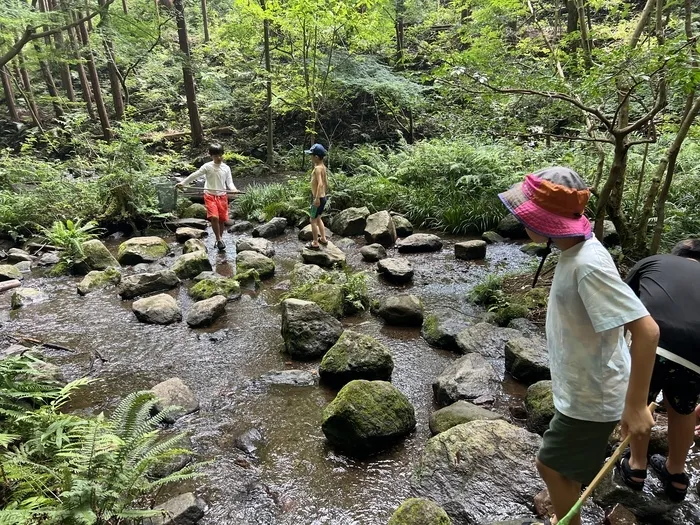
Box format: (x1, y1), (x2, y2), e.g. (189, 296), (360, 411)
(283, 269), (370, 317)
(468, 274), (504, 306)
(40, 219), (101, 274)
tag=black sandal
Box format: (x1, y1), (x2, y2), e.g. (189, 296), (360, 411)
(617, 448), (647, 491)
(649, 454), (689, 502)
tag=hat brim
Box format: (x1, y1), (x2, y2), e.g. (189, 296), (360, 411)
(498, 182), (592, 239)
(304, 149), (313, 155)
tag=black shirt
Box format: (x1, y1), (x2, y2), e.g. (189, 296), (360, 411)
(625, 255), (700, 367)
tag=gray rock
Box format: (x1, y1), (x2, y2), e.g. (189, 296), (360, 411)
(182, 203), (207, 220)
(377, 295), (424, 326)
(228, 220), (253, 233)
(186, 295), (227, 327)
(397, 233), (443, 253)
(421, 313), (473, 352)
(7, 248), (33, 264)
(507, 318), (540, 336)
(600, 220), (620, 247)
(525, 380), (554, 435)
(132, 294), (182, 325)
(319, 330), (394, 387)
(146, 492), (205, 525)
(171, 251), (213, 280)
(412, 420), (543, 524)
(298, 224), (333, 242)
(77, 268), (121, 295)
(236, 237), (275, 257)
(81, 239), (120, 271)
(497, 214), (527, 239)
(11, 287), (47, 309)
(520, 242), (549, 257)
(301, 241), (346, 268)
(377, 257), (414, 283)
(391, 215), (414, 238)
(151, 377), (199, 422)
(360, 243), (387, 262)
(149, 434), (194, 479)
(252, 217), (287, 238)
(234, 427), (265, 455)
(364, 210), (397, 247)
(0, 264), (22, 281)
(36, 252), (60, 266)
(165, 218), (209, 230)
(455, 322), (522, 359)
(117, 237), (169, 265)
(291, 263), (327, 286)
(455, 240), (487, 260)
(281, 298), (343, 360)
(118, 270), (180, 299)
(14, 261), (31, 273)
(236, 250), (275, 278)
(258, 370), (318, 386)
(387, 498), (451, 525)
(429, 400), (503, 435)
(505, 337), (550, 385)
(433, 353), (501, 406)
(183, 238), (207, 254)
(175, 227), (207, 243)
(193, 271), (220, 282)
(331, 207), (370, 236)
(189, 278), (240, 301)
(482, 231), (505, 244)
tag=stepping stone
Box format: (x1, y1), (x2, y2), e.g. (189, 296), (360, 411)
(132, 294), (182, 325)
(118, 270), (180, 299)
(364, 211), (397, 247)
(298, 224), (333, 242)
(377, 295), (424, 326)
(175, 227), (207, 243)
(166, 218), (209, 230)
(377, 258), (413, 283)
(397, 233), (443, 253)
(228, 220), (253, 233)
(429, 400), (503, 435)
(252, 217), (287, 238)
(391, 214), (414, 238)
(0, 264), (22, 281)
(281, 298), (343, 360)
(236, 250), (275, 278)
(455, 240), (487, 260)
(331, 207), (370, 236)
(505, 337), (550, 385)
(117, 237), (170, 265)
(151, 377), (199, 422)
(361, 243), (387, 262)
(186, 295), (227, 327)
(236, 237), (275, 257)
(301, 242), (346, 268)
(183, 239), (207, 254)
(482, 231), (505, 244)
(433, 353), (501, 406)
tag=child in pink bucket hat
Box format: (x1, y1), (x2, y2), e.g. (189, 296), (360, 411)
(499, 167), (660, 525)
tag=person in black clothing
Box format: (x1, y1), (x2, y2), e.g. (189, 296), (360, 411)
(618, 239), (700, 501)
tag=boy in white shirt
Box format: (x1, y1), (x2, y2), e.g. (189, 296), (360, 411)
(177, 144), (238, 251)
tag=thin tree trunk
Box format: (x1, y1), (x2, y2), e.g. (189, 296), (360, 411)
(65, 18), (96, 120)
(262, 0), (273, 169)
(1, 67), (19, 121)
(121, 0), (127, 14)
(45, 0), (76, 102)
(631, 141), (649, 225)
(97, 0), (124, 119)
(77, 13), (111, 140)
(395, 0), (406, 65)
(573, 0), (592, 68)
(201, 0), (210, 43)
(594, 138), (627, 241)
(14, 57), (41, 126)
(173, 0), (204, 146)
(31, 6), (64, 119)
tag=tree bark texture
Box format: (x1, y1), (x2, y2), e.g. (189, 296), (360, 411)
(77, 14), (112, 140)
(262, 0), (273, 168)
(201, 0), (210, 42)
(1, 67), (20, 121)
(98, 0), (125, 119)
(174, 0), (204, 146)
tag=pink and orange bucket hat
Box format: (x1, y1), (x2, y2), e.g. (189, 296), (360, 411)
(498, 166), (593, 239)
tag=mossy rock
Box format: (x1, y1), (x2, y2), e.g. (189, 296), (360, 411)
(117, 237), (170, 265)
(0, 264), (23, 281)
(293, 281), (345, 318)
(182, 203), (208, 220)
(77, 267), (121, 295)
(11, 287), (47, 309)
(429, 400), (503, 435)
(189, 278), (241, 301)
(171, 251), (213, 280)
(82, 239), (120, 271)
(236, 250), (275, 279)
(388, 498), (452, 525)
(525, 380), (554, 435)
(319, 330), (394, 387)
(492, 303), (529, 326)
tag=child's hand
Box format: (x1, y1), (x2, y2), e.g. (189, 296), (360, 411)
(620, 402), (654, 441)
(314, 198), (320, 207)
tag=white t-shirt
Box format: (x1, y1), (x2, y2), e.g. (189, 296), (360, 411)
(180, 161), (236, 196)
(546, 238), (649, 422)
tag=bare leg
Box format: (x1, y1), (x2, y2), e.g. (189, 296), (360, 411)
(318, 218), (327, 243)
(218, 219), (225, 240)
(666, 401), (695, 489)
(310, 218), (320, 246)
(628, 431), (651, 479)
(536, 459), (582, 525)
(210, 217), (222, 242)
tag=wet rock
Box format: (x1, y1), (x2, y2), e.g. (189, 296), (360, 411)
(455, 323), (521, 359)
(234, 427), (265, 455)
(507, 318), (539, 336)
(117, 237), (170, 265)
(364, 210), (397, 247)
(377, 295), (424, 326)
(132, 294), (182, 325)
(0, 264), (22, 281)
(14, 261), (31, 273)
(391, 215), (414, 238)
(175, 227), (207, 243)
(505, 337), (550, 385)
(281, 298), (343, 360)
(77, 267), (121, 295)
(600, 220), (620, 247)
(421, 313), (473, 352)
(606, 504), (638, 525)
(433, 353), (501, 406)
(236, 237), (275, 257)
(7, 248), (33, 264)
(36, 252), (60, 266)
(236, 250), (275, 278)
(171, 251), (213, 280)
(397, 233), (443, 253)
(298, 224), (333, 242)
(151, 377), (199, 422)
(377, 257), (414, 283)
(1, 344), (27, 358)
(321, 379), (415, 456)
(319, 330), (394, 387)
(534, 488), (554, 519)
(412, 420), (543, 524)
(482, 231), (505, 244)
(0, 279), (21, 293)
(193, 271), (219, 282)
(11, 287), (47, 309)
(360, 243), (387, 262)
(525, 380), (554, 435)
(118, 270), (180, 299)
(259, 370), (318, 386)
(455, 240), (487, 260)
(186, 295), (227, 327)
(429, 400), (503, 435)
(534, 488), (605, 525)
(146, 492), (205, 525)
(182, 203), (207, 219)
(331, 206), (370, 236)
(166, 218), (209, 230)
(388, 498), (451, 525)
(252, 217), (287, 238)
(183, 238), (207, 254)
(497, 214), (527, 239)
(520, 242), (549, 257)
(150, 434), (194, 479)
(301, 241), (346, 268)
(79, 239), (120, 271)
(291, 262), (326, 286)
(228, 220), (253, 233)
(189, 278), (240, 301)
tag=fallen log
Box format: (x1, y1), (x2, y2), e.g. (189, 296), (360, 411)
(0, 279), (22, 293)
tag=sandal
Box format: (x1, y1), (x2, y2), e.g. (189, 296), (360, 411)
(305, 242), (320, 250)
(617, 448), (647, 491)
(649, 454), (689, 502)
(319, 238), (329, 245)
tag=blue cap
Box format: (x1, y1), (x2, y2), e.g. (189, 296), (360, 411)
(304, 143), (327, 157)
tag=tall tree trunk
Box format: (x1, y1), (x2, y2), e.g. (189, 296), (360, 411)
(573, 0), (592, 68)
(121, 0), (128, 14)
(65, 19), (96, 120)
(262, 0), (273, 169)
(97, 0), (124, 119)
(201, 0), (210, 42)
(594, 137), (627, 241)
(1, 67), (19, 121)
(173, 0), (204, 146)
(395, 0), (406, 65)
(45, 0), (76, 102)
(14, 56), (41, 127)
(31, 6), (64, 119)
(565, 0), (577, 33)
(77, 13), (112, 140)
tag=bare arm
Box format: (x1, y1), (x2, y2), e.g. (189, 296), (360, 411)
(311, 167), (321, 203)
(177, 165), (206, 187)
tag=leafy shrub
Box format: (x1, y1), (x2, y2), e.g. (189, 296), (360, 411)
(40, 219), (101, 274)
(468, 274), (505, 306)
(283, 270), (370, 317)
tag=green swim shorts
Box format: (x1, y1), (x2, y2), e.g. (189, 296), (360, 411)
(537, 410), (619, 485)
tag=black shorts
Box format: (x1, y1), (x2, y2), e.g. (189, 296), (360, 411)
(647, 355), (700, 415)
(310, 196), (327, 219)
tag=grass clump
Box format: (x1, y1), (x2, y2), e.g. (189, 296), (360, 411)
(190, 278), (242, 300)
(283, 270), (370, 318)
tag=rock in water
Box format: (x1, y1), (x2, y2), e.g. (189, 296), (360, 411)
(319, 330), (394, 387)
(182, 203), (207, 219)
(189, 278), (240, 300)
(377, 295), (424, 326)
(118, 270), (180, 299)
(36, 252), (60, 266)
(117, 237), (170, 265)
(298, 224), (333, 242)
(429, 400), (503, 435)
(377, 258), (414, 283)
(259, 370), (318, 386)
(235, 237), (275, 257)
(228, 220), (253, 233)
(0, 264), (22, 282)
(281, 299), (343, 360)
(291, 263), (326, 286)
(482, 231), (505, 244)
(397, 234), (443, 253)
(391, 215), (414, 238)
(606, 504), (638, 525)
(331, 207), (370, 236)
(183, 238), (207, 254)
(186, 295), (227, 327)
(175, 227), (207, 243)
(151, 377), (199, 423)
(520, 242), (549, 257)
(455, 323), (522, 358)
(14, 261), (31, 273)
(77, 267), (121, 295)
(81, 239), (120, 270)
(505, 337), (550, 385)
(301, 241), (346, 268)
(171, 251), (213, 280)
(412, 420), (544, 524)
(11, 287), (47, 309)
(145, 492), (206, 525)
(364, 210), (397, 247)
(433, 353), (501, 406)
(388, 498), (452, 525)
(360, 243), (387, 262)
(236, 250), (275, 278)
(321, 380), (415, 456)
(252, 217), (287, 238)
(132, 294), (182, 325)
(6, 248), (33, 264)
(525, 380), (554, 435)
(497, 214), (527, 239)
(421, 313), (473, 352)
(455, 240), (487, 260)
(166, 218), (209, 231)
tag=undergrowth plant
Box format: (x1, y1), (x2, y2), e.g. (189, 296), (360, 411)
(40, 219), (102, 275)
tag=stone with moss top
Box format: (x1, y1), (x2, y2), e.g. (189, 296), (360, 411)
(11, 287), (47, 309)
(525, 380), (554, 435)
(82, 239), (120, 270)
(189, 278), (241, 301)
(171, 250), (213, 280)
(236, 250), (275, 279)
(117, 237), (170, 265)
(319, 330), (393, 387)
(388, 498), (452, 525)
(182, 203), (207, 220)
(0, 264), (23, 282)
(77, 267), (121, 295)
(429, 400), (503, 435)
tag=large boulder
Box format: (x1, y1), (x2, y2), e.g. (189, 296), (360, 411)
(360, 243), (387, 262)
(455, 240), (487, 261)
(421, 313), (472, 353)
(455, 323), (521, 359)
(391, 215), (414, 238)
(281, 299), (343, 360)
(171, 251), (212, 280)
(146, 492), (205, 525)
(377, 258), (414, 284)
(6, 248), (33, 264)
(291, 263), (326, 286)
(36, 252), (60, 267)
(429, 400), (503, 435)
(165, 218), (208, 230)
(433, 353), (501, 406)
(525, 380), (554, 435)
(81, 240), (120, 270)
(132, 294), (182, 325)
(319, 330), (394, 387)
(377, 295), (424, 326)
(412, 420), (544, 524)
(189, 278), (240, 301)
(118, 270), (180, 299)
(186, 295), (227, 327)
(236, 250), (275, 278)
(301, 241), (346, 268)
(151, 378), (199, 424)
(0, 264), (22, 281)
(397, 234), (443, 253)
(364, 211), (397, 247)
(496, 214), (527, 239)
(175, 227), (207, 243)
(182, 238), (207, 254)
(236, 237), (275, 257)
(77, 267), (121, 295)
(388, 498), (451, 525)
(11, 287), (47, 309)
(482, 231), (505, 244)
(252, 217), (287, 238)
(321, 380), (415, 456)
(298, 225), (333, 242)
(182, 203), (208, 219)
(117, 237), (170, 265)
(331, 207), (370, 236)
(600, 220), (620, 247)
(228, 220), (253, 233)
(505, 337), (550, 385)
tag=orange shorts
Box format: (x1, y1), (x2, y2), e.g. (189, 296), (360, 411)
(203, 193), (229, 220)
